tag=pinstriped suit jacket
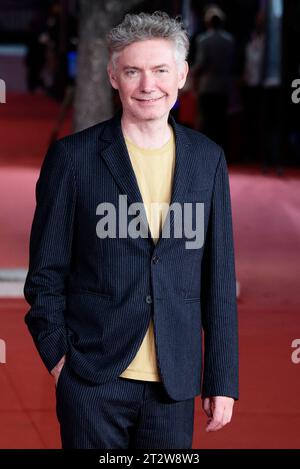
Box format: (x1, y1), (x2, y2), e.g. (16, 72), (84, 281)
(24, 112), (238, 401)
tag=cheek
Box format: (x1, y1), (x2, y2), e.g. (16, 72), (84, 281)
(117, 77), (132, 91)
(166, 82), (179, 97)
(163, 76), (179, 90)
(122, 83), (138, 99)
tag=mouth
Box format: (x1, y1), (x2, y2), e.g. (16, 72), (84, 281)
(133, 95), (166, 103)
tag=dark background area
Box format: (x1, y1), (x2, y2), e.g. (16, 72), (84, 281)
(0, 0), (299, 166)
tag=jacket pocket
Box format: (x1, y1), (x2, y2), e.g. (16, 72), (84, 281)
(55, 362), (67, 394)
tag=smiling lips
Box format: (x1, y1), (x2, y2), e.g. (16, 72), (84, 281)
(134, 95), (166, 102)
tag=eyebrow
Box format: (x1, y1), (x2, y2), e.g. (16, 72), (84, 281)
(123, 64), (170, 70)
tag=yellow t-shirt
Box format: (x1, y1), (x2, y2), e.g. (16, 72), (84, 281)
(119, 127), (175, 381)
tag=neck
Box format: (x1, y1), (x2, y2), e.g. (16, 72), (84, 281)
(121, 113), (172, 149)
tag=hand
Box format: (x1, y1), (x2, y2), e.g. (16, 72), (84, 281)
(202, 396), (235, 432)
(50, 355), (66, 387)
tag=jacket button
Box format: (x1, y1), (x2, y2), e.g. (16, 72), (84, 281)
(145, 295), (153, 304)
(152, 255), (159, 264)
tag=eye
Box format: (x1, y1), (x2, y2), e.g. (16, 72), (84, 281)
(126, 70), (138, 77)
(157, 69), (168, 73)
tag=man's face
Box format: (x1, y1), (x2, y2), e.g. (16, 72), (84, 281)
(107, 39), (188, 123)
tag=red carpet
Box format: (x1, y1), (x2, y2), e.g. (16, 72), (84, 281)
(0, 94), (300, 448)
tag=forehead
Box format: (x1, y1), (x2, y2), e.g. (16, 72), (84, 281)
(116, 38), (176, 68)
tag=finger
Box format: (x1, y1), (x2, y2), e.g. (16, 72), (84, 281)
(219, 413), (231, 429)
(206, 420), (223, 432)
(206, 407), (233, 432)
(206, 416), (225, 432)
(206, 416), (224, 432)
(222, 407), (233, 426)
(202, 398), (213, 418)
(206, 405), (225, 432)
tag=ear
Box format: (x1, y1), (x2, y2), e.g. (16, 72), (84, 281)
(178, 61), (189, 90)
(107, 62), (119, 90)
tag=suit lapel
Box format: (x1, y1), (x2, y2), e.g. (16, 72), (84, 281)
(168, 114), (193, 205)
(98, 112), (195, 249)
(100, 113), (153, 243)
(100, 112), (144, 208)
(156, 115), (194, 250)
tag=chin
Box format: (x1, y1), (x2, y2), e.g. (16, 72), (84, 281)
(135, 108), (169, 121)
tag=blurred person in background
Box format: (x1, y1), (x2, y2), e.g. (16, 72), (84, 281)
(192, 5), (236, 154)
(25, 11), (47, 93)
(241, 9), (265, 164)
(261, 0), (284, 175)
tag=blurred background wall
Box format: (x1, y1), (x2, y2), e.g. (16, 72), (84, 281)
(1, 0), (299, 166)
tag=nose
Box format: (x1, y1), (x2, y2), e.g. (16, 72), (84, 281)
(139, 71), (156, 93)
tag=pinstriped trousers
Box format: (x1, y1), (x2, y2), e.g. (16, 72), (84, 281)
(55, 363), (195, 449)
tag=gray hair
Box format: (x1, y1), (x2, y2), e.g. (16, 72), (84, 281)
(106, 11), (189, 69)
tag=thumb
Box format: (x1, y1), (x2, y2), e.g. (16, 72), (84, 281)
(202, 398), (213, 418)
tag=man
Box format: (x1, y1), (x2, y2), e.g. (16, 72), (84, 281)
(24, 11), (238, 449)
(193, 5), (236, 152)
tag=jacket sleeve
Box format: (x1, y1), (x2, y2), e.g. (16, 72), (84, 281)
(24, 140), (76, 373)
(201, 149), (239, 400)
